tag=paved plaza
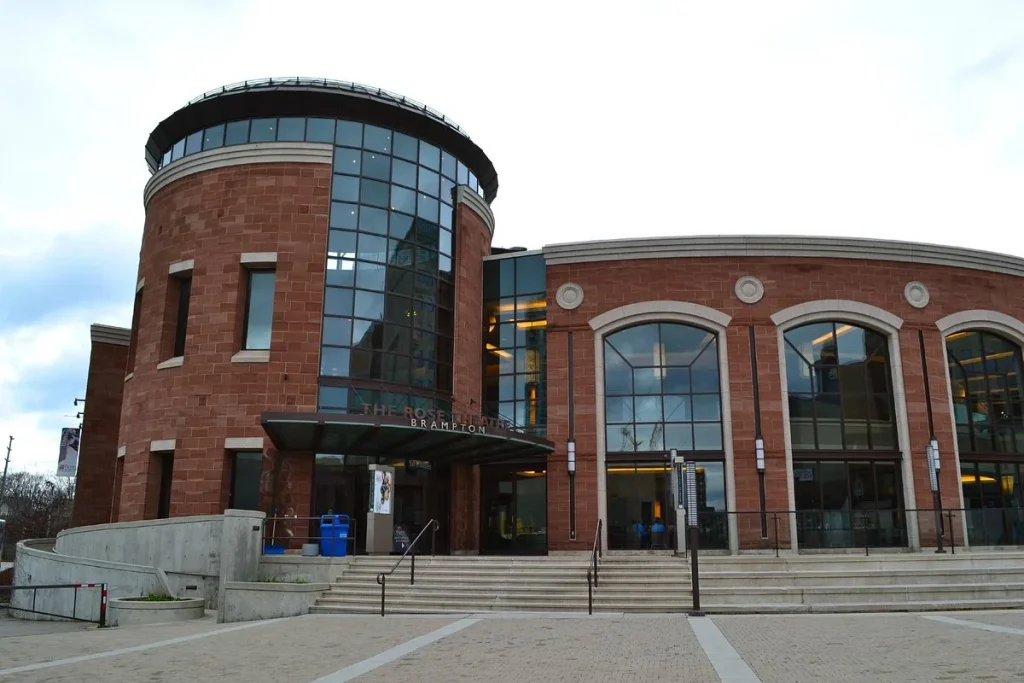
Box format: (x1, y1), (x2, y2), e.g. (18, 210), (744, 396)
(3, 609), (1024, 682)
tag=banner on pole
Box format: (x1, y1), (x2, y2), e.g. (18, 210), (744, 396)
(57, 427), (80, 477)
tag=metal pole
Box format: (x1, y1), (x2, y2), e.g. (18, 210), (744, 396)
(0, 436), (13, 509)
(587, 571), (593, 615)
(930, 438), (945, 553)
(99, 584), (108, 627)
(947, 510), (956, 554)
(568, 439), (577, 542)
(750, 327), (768, 540)
(756, 437), (767, 538)
(686, 461), (703, 616)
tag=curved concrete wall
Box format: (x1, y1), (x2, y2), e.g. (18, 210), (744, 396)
(56, 515), (223, 578)
(15, 511), (265, 620)
(13, 539), (165, 621)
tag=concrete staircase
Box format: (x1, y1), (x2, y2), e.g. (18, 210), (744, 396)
(310, 551), (1024, 615)
(311, 556), (594, 615)
(698, 552), (1024, 613)
(590, 556), (693, 613)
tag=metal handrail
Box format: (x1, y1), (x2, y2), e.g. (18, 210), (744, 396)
(375, 519), (439, 616)
(0, 583), (108, 626)
(694, 507), (962, 557)
(586, 519), (603, 615)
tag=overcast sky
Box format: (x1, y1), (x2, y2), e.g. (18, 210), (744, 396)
(1, 0), (1022, 475)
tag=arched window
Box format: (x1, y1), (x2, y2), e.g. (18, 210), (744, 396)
(947, 330), (1024, 546)
(783, 321), (905, 549)
(784, 322), (896, 451)
(603, 322), (727, 550)
(946, 330), (1024, 455)
(604, 323), (722, 453)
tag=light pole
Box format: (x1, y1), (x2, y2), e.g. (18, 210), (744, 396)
(686, 460), (703, 616)
(671, 448), (684, 554)
(756, 435), (767, 538)
(567, 438), (576, 541)
(0, 436), (12, 515)
(928, 438), (945, 553)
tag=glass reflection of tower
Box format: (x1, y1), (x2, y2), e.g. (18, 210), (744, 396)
(319, 116), (492, 415)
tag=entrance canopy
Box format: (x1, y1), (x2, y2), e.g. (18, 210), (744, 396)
(260, 411), (555, 465)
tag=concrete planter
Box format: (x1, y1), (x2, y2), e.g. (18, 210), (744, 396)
(221, 581), (329, 623)
(108, 597), (205, 627)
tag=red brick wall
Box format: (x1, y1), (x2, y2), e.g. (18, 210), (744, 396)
(118, 162), (329, 521)
(71, 339), (129, 527)
(448, 201), (490, 552)
(545, 256), (1024, 550)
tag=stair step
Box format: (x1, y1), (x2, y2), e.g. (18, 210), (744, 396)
(702, 597), (1024, 614)
(312, 554), (1024, 615)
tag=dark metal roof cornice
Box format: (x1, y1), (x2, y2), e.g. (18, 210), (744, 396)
(145, 77), (498, 202)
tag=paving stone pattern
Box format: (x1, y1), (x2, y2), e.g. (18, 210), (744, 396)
(714, 612), (1024, 683)
(358, 615), (720, 683)
(4, 611), (1024, 682)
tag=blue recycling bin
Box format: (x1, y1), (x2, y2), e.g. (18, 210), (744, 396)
(320, 514), (350, 557)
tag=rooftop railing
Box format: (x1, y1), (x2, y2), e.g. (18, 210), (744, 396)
(186, 77), (471, 139)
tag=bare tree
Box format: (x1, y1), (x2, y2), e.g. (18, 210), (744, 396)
(0, 472), (75, 561)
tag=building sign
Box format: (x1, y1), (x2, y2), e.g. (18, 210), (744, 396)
(360, 403), (516, 436)
(56, 427), (80, 478)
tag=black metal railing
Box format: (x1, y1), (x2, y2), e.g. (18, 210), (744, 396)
(261, 515), (360, 556)
(376, 519), (439, 616)
(698, 508), (962, 556)
(1, 583), (108, 626)
(586, 519), (603, 615)
(961, 507), (1024, 546)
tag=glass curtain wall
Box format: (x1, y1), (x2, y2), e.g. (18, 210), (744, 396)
(155, 115), (487, 201)
(310, 121), (480, 552)
(784, 322), (907, 548)
(947, 330), (1024, 545)
(318, 120), (475, 414)
(602, 323), (727, 549)
(482, 254), (547, 435)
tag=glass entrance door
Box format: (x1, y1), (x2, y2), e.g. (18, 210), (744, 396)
(480, 468), (547, 555)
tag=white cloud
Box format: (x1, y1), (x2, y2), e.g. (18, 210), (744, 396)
(0, 304), (131, 476)
(1, 1), (1023, 478)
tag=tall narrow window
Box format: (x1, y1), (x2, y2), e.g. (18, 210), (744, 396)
(601, 322), (728, 551)
(229, 451), (263, 511)
(173, 275), (192, 358)
(243, 270), (276, 350)
(946, 329), (1024, 545)
(783, 321), (905, 549)
(126, 288), (143, 374)
(156, 452), (174, 519)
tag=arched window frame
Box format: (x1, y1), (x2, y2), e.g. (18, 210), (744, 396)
(590, 301), (736, 552)
(937, 310), (1024, 545)
(781, 320), (899, 453)
(944, 329), (1024, 455)
(772, 300), (917, 549)
(603, 322), (724, 455)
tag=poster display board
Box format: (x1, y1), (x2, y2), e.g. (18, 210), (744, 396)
(370, 469), (393, 515)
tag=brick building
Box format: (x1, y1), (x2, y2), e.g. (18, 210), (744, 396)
(75, 77), (1024, 555)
